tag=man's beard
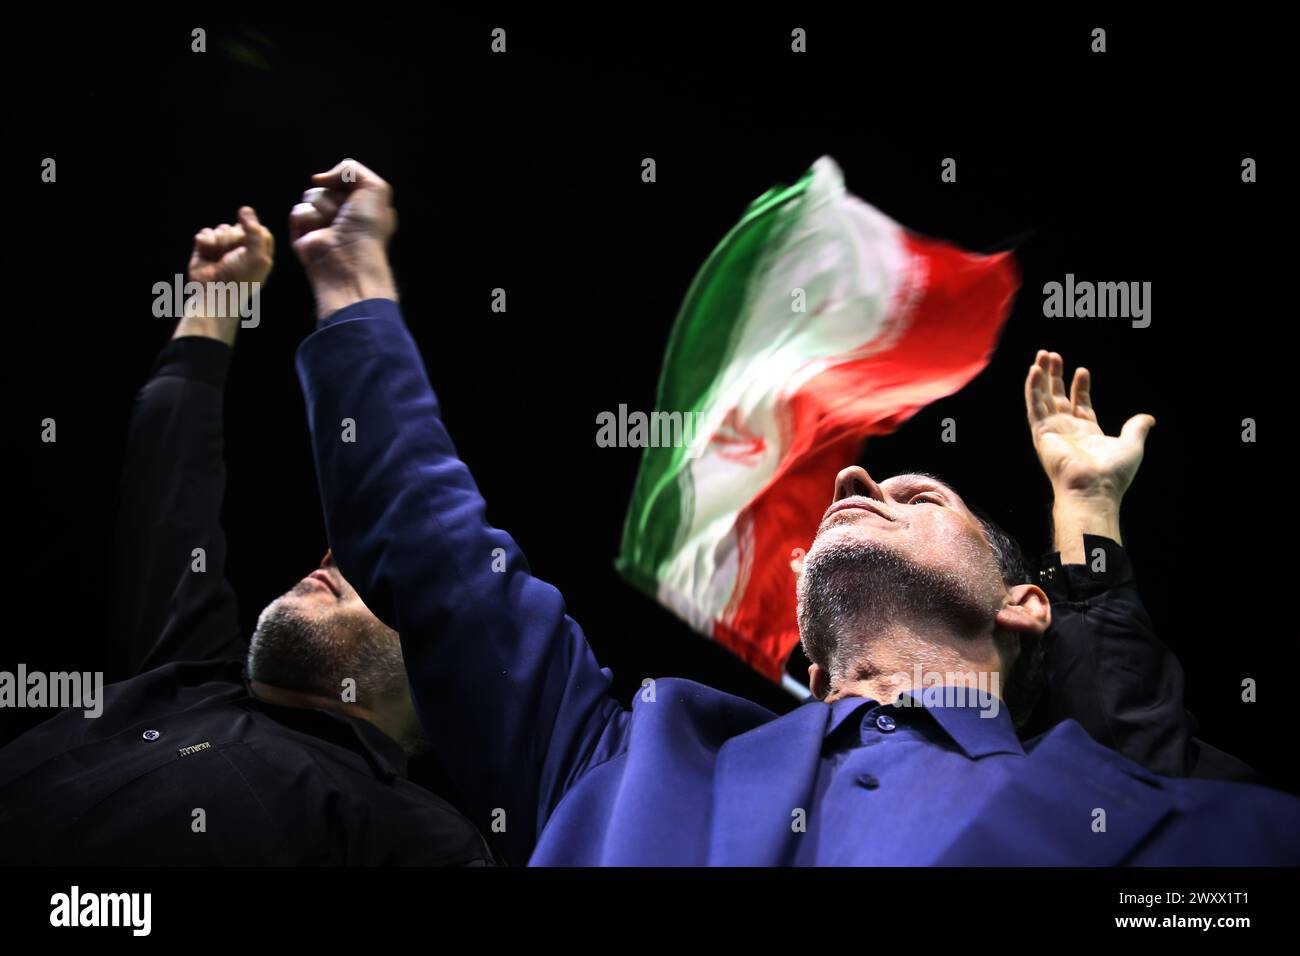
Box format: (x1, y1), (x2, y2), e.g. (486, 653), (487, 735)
(796, 535), (996, 673)
(246, 592), (410, 714)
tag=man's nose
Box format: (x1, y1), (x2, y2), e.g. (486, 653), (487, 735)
(833, 465), (885, 503)
(319, 549), (335, 569)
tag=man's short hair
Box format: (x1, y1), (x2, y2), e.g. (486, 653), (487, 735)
(968, 506), (1044, 729)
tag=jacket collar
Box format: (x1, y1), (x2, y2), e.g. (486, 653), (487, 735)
(243, 687), (408, 781)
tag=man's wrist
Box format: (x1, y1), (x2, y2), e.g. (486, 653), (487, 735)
(301, 239), (397, 320)
(1051, 489), (1122, 563)
(309, 264), (398, 321)
(172, 311), (240, 347)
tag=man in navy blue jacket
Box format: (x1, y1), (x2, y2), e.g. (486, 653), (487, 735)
(289, 159), (1300, 866)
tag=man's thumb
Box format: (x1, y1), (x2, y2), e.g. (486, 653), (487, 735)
(1120, 414), (1156, 446)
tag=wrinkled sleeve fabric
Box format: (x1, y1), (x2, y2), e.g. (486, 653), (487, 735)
(295, 300), (631, 865)
(108, 336), (243, 678)
(1040, 533), (1257, 783)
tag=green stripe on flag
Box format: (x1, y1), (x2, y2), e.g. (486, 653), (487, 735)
(616, 165), (818, 590)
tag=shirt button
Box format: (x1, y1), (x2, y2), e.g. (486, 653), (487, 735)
(875, 714), (896, 733)
(142, 729), (161, 741)
(856, 773), (880, 790)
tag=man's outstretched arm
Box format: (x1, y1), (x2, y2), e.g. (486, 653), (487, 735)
(290, 161), (631, 865)
(1026, 350), (1256, 782)
(108, 209), (273, 678)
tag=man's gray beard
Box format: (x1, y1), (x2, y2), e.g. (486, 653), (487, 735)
(797, 536), (994, 672)
(246, 595), (411, 717)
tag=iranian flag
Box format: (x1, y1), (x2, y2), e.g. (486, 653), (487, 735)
(615, 156), (1021, 694)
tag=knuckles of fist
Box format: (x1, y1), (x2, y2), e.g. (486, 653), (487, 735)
(187, 160), (394, 286)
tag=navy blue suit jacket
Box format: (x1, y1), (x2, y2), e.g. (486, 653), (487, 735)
(296, 300), (1300, 866)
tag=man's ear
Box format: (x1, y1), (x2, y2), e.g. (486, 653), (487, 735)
(808, 663), (831, 700)
(994, 584), (1051, 636)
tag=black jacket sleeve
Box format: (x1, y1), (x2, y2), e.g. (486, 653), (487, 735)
(1039, 533), (1257, 783)
(107, 335), (243, 678)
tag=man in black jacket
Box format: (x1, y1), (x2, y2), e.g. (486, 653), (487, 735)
(0, 207), (495, 865)
(1022, 350), (1257, 782)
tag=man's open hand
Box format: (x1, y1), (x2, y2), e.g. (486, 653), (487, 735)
(289, 159), (397, 318)
(1025, 350), (1155, 501)
(1026, 351), (1155, 561)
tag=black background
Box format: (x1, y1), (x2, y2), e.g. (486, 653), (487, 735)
(2, 15), (1289, 791)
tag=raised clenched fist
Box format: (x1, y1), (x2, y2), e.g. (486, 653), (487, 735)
(289, 159), (398, 319)
(188, 206), (274, 287)
(290, 159), (397, 268)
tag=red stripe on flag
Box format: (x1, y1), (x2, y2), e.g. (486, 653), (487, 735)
(713, 234), (1020, 682)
